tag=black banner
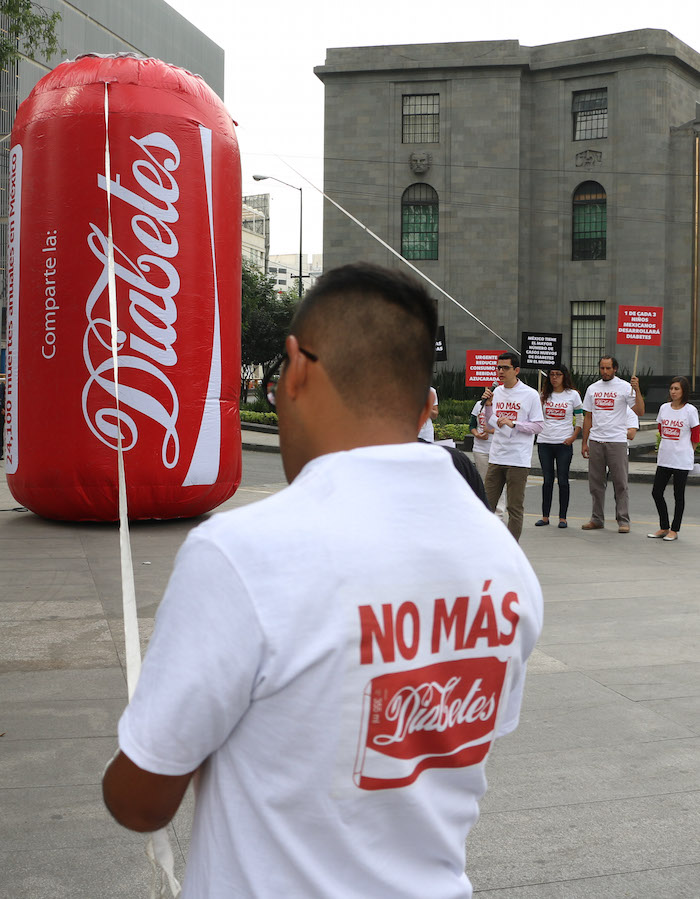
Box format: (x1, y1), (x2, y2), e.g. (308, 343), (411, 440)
(520, 331), (562, 369)
(435, 325), (447, 362)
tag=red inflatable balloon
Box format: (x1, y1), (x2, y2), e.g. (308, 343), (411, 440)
(5, 55), (242, 520)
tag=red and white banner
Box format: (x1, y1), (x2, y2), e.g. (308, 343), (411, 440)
(616, 305), (663, 346)
(5, 55), (242, 520)
(465, 350), (501, 386)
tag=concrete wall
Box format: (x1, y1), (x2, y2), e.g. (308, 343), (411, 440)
(316, 29), (700, 379)
(18, 0), (224, 101)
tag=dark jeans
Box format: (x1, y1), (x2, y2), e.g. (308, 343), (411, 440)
(537, 442), (573, 519)
(652, 466), (689, 532)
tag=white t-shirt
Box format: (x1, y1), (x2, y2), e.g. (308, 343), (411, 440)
(418, 387), (438, 442)
(486, 381), (544, 467)
(118, 443), (543, 899)
(656, 402), (700, 470)
(537, 389), (583, 444)
(471, 399), (493, 455)
(582, 376), (636, 443)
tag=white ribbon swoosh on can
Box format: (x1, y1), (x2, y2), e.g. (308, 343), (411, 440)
(182, 125), (222, 487)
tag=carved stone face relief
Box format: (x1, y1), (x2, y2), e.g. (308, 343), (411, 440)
(575, 150), (602, 169)
(409, 152), (432, 174)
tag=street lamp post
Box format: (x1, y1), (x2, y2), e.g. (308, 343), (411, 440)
(252, 174), (304, 297)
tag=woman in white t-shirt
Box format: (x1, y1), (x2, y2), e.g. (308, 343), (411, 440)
(535, 366), (583, 529)
(648, 377), (700, 542)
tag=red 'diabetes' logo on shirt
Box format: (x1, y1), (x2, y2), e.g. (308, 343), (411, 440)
(353, 657), (506, 790)
(594, 396), (615, 410)
(495, 408), (518, 421)
(661, 425), (681, 440)
(545, 404), (566, 420)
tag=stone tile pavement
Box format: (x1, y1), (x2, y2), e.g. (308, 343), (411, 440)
(1, 442), (699, 898)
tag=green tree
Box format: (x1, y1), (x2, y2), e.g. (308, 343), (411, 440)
(241, 259), (297, 403)
(0, 0), (61, 67)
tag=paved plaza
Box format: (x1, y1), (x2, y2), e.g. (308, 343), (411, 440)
(1, 438), (699, 897)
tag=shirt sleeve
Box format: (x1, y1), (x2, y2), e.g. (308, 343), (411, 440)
(512, 389), (544, 434)
(582, 387), (593, 413)
(513, 419), (543, 435)
(118, 532), (265, 776)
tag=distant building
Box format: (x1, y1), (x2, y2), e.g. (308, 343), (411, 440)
(242, 193), (270, 270)
(315, 30), (700, 381)
(242, 201), (268, 271)
(0, 0), (224, 373)
(268, 253), (322, 295)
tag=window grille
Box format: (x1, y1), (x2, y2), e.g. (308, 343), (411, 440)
(572, 181), (606, 260)
(572, 88), (607, 141)
(402, 94), (439, 143)
(401, 183), (438, 260)
(571, 301), (606, 374)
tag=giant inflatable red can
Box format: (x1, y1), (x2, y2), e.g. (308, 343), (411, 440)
(4, 55), (242, 520)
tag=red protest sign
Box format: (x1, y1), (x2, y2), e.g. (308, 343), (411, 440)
(466, 350), (501, 385)
(617, 306), (663, 346)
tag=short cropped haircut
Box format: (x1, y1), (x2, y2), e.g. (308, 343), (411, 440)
(498, 351), (520, 368)
(289, 262), (437, 418)
(669, 376), (690, 404)
(599, 355), (619, 370)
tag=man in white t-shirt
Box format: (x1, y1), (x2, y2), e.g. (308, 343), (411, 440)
(482, 352), (544, 542)
(581, 355), (645, 533)
(102, 263), (543, 899)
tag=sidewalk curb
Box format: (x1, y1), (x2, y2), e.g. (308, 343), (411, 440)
(242, 441), (280, 455)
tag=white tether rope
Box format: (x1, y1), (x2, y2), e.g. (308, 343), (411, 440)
(103, 82), (182, 899)
(279, 158), (520, 354)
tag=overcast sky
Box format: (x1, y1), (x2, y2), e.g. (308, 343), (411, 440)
(165, 0), (700, 257)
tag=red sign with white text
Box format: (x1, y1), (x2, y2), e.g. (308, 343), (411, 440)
(466, 350), (501, 386)
(617, 306), (663, 346)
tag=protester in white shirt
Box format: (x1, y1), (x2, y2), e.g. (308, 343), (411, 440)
(648, 376), (700, 542)
(482, 352), (544, 541)
(102, 262), (543, 899)
(417, 386), (438, 441)
(470, 398), (506, 521)
(581, 355), (645, 533)
(535, 365), (583, 529)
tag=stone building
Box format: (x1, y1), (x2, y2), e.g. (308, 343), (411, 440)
(0, 0), (224, 374)
(315, 30), (700, 380)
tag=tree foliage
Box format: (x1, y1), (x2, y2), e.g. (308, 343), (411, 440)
(241, 259), (297, 399)
(0, 0), (61, 67)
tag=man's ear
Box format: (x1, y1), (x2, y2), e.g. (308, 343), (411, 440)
(281, 334), (308, 401)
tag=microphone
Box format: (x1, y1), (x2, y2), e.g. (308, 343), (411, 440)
(482, 380), (499, 402)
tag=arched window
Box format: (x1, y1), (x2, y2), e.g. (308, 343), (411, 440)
(572, 181), (606, 260)
(401, 184), (438, 260)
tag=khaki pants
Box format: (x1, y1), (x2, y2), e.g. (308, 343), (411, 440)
(473, 452), (506, 521)
(485, 463), (529, 541)
(587, 440), (629, 526)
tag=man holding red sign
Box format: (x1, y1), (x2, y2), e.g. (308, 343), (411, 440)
(581, 356), (644, 533)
